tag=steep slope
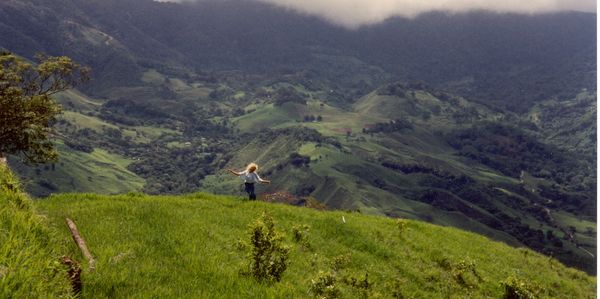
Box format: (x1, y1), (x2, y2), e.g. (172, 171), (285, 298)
(0, 165), (71, 297)
(35, 191), (595, 298)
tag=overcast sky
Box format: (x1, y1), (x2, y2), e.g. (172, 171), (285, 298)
(155, 0), (597, 28)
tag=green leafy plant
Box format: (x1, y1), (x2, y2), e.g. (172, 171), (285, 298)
(0, 53), (89, 164)
(245, 212), (290, 282)
(292, 224), (311, 249)
(501, 275), (542, 299)
(331, 253), (352, 271)
(452, 258), (482, 287)
(396, 219), (408, 236)
(342, 272), (372, 298)
(388, 278), (405, 299)
(309, 270), (340, 299)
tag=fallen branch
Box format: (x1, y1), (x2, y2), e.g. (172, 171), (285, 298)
(66, 218), (96, 271)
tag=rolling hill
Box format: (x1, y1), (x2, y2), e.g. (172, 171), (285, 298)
(0, 165), (595, 297)
(201, 85), (596, 273)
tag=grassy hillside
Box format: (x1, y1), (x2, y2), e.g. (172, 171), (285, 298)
(0, 165), (71, 297)
(35, 191), (595, 298)
(10, 142), (145, 197)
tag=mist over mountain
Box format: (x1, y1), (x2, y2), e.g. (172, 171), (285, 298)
(156, 0), (596, 28)
(0, 0), (595, 111)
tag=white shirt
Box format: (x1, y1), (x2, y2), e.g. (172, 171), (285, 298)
(238, 170), (262, 184)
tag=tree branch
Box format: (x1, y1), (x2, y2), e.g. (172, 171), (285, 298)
(66, 218), (96, 271)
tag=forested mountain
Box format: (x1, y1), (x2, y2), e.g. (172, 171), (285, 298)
(0, 0), (596, 273)
(1, 0), (595, 110)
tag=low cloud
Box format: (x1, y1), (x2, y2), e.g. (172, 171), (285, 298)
(155, 0), (596, 28)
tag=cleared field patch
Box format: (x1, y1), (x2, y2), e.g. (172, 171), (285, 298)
(14, 142), (145, 196)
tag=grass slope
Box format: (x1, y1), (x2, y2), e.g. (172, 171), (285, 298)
(35, 192), (595, 298)
(0, 165), (71, 297)
(11, 142), (145, 197)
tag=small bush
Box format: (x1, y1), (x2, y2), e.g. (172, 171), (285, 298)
(501, 275), (542, 299)
(331, 253), (352, 271)
(389, 278), (405, 299)
(396, 219), (408, 236)
(342, 272), (372, 298)
(245, 212), (290, 282)
(452, 258), (482, 287)
(309, 270), (340, 299)
(292, 224), (311, 249)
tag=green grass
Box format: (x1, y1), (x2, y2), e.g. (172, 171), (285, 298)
(60, 111), (120, 132)
(54, 90), (104, 112)
(141, 69), (166, 84)
(234, 102), (303, 132)
(59, 110), (177, 144)
(0, 165), (71, 297)
(33, 191), (595, 298)
(13, 142), (145, 196)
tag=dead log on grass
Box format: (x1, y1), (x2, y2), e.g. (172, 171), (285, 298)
(66, 218), (96, 271)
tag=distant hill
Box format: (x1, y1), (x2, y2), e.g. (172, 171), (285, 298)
(0, 0), (595, 111)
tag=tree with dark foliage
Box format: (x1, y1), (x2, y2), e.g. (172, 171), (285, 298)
(0, 52), (89, 164)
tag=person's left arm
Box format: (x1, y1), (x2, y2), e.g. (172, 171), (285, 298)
(257, 173), (271, 184)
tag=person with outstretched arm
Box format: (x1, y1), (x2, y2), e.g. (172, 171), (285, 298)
(227, 163), (270, 200)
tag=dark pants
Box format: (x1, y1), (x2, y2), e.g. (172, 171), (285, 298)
(244, 183), (256, 200)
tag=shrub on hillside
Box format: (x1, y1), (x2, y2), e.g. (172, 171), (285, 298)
(451, 258), (482, 287)
(309, 270), (340, 299)
(341, 272), (372, 297)
(501, 275), (542, 299)
(289, 153), (310, 167)
(245, 212), (290, 282)
(396, 219), (408, 236)
(292, 224), (311, 249)
(331, 254), (352, 272)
